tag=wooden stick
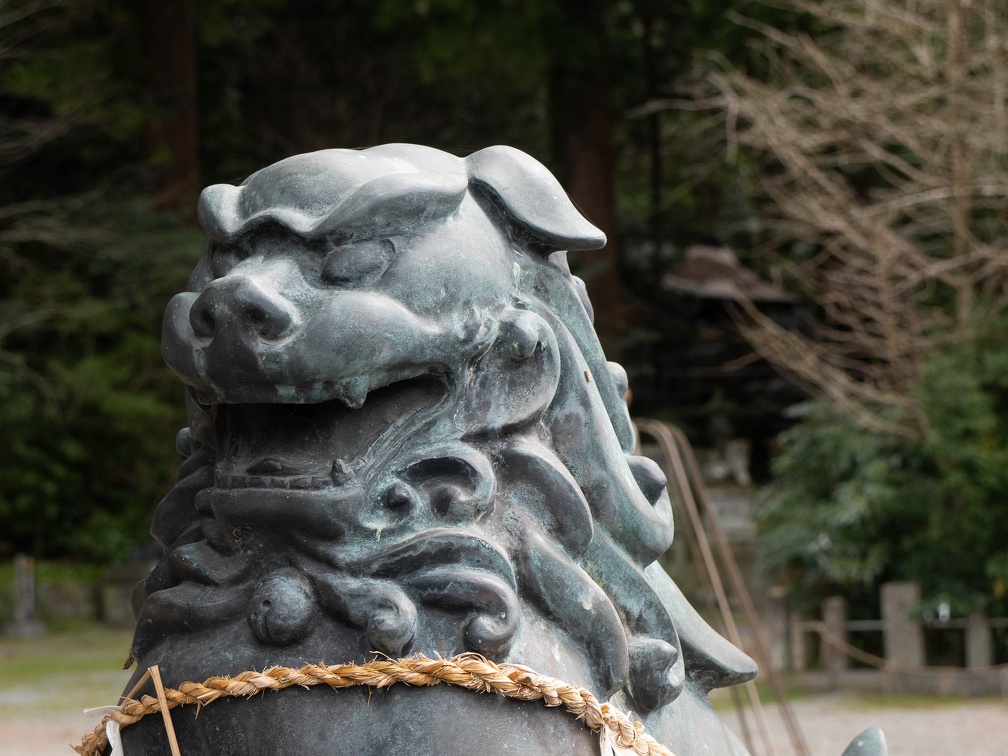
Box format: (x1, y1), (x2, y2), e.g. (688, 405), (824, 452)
(122, 668), (152, 703)
(149, 665), (182, 756)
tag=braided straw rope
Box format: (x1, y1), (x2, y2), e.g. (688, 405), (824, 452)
(75, 653), (673, 756)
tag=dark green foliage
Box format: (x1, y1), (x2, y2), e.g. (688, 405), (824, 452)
(195, 0), (554, 180)
(756, 403), (932, 602)
(0, 213), (201, 561)
(916, 330), (1008, 611)
(758, 324), (1008, 613)
(0, 1), (196, 561)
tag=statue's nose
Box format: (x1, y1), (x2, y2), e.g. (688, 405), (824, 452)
(189, 275), (298, 343)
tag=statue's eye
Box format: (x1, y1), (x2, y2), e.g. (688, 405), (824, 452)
(210, 242), (247, 278)
(321, 239), (395, 286)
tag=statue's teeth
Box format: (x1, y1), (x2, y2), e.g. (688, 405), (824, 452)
(331, 459), (355, 486)
(216, 471), (335, 490)
(336, 376), (369, 408)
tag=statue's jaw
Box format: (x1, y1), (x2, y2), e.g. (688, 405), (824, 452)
(205, 372), (447, 490)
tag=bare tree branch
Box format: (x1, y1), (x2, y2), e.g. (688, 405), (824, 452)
(676, 0), (1008, 439)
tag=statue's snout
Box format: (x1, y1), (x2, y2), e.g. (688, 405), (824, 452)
(189, 274), (299, 345)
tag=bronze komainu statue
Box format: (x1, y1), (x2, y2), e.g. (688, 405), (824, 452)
(116, 144), (776, 755)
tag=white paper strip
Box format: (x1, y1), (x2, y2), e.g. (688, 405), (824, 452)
(83, 705), (125, 756)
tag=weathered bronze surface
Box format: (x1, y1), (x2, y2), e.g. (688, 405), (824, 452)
(126, 144), (764, 754)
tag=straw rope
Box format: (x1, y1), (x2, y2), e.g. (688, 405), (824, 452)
(75, 653), (674, 756)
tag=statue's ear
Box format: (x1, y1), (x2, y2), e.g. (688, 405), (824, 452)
(466, 146), (606, 252)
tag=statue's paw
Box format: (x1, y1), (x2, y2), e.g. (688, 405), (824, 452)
(842, 726), (888, 756)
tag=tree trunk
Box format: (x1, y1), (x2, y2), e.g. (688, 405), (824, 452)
(547, 0), (624, 352)
(143, 0), (199, 218)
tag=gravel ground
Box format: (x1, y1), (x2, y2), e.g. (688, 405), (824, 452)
(3, 689), (1006, 755)
(720, 692), (1008, 756)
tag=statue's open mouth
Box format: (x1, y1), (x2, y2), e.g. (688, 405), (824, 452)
(209, 374), (448, 492)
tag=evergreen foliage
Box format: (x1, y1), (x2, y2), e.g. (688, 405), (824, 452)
(758, 320), (1008, 613)
(0, 1), (199, 559)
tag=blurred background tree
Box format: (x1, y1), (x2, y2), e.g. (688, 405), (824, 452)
(693, 0), (1008, 441)
(2, 0), (1006, 626)
(669, 0), (1008, 613)
(0, 0), (203, 560)
(0, 0), (725, 561)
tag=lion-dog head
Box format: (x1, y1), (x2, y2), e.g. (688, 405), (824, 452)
(137, 145), (755, 741)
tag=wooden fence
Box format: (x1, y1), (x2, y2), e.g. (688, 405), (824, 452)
(773, 581), (1008, 696)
